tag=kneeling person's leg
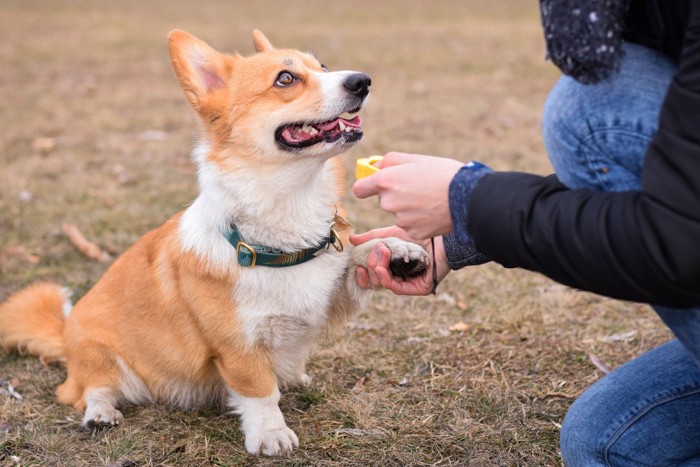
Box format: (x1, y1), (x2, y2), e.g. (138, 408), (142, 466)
(542, 42), (676, 192)
(561, 340), (700, 466)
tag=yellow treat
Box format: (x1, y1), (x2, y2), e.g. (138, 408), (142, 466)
(355, 156), (384, 179)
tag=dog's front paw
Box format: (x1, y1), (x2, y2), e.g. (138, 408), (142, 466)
(245, 426), (299, 456)
(382, 238), (430, 280)
(81, 405), (124, 429)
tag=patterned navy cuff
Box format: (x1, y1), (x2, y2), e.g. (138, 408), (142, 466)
(448, 161), (494, 246)
(443, 233), (491, 269)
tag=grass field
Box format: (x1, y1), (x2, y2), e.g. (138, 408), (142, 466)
(0, 1), (673, 466)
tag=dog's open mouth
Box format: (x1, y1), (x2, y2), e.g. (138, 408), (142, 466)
(275, 113), (363, 150)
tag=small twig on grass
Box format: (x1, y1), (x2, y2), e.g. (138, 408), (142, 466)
(544, 391), (576, 399)
(352, 376), (367, 391)
(62, 223), (112, 263)
(0, 379), (23, 400)
(334, 428), (385, 437)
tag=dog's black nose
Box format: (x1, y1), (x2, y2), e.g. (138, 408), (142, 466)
(343, 73), (371, 99)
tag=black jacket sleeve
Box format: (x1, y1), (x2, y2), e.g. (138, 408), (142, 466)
(467, 5), (700, 308)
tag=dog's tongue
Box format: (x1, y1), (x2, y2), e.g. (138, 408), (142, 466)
(281, 126), (309, 143)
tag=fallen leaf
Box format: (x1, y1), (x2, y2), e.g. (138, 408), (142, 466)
(62, 223), (112, 263)
(8, 385), (22, 400)
(32, 137), (57, 155)
(589, 354), (611, 374)
(18, 190), (33, 202)
(598, 330), (637, 343)
(448, 322), (469, 332)
(0, 246), (40, 264)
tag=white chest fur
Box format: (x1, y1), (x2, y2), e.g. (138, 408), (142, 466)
(233, 249), (348, 337)
(179, 145), (350, 381)
(233, 247), (348, 379)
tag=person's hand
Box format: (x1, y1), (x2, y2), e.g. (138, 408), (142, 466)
(352, 152), (464, 240)
(350, 226), (451, 296)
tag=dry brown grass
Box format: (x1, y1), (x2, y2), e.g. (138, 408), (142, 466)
(1, 1), (673, 466)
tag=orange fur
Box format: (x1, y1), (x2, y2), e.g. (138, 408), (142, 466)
(0, 29), (404, 456)
(0, 282), (67, 362)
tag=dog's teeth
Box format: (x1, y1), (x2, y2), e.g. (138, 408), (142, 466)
(338, 121), (347, 131)
(308, 127), (318, 135)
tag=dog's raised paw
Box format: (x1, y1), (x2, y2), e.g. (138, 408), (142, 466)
(246, 427), (299, 456)
(383, 238), (430, 280)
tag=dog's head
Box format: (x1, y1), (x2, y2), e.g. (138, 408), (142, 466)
(168, 30), (370, 162)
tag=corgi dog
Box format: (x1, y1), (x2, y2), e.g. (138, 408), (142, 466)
(0, 30), (428, 456)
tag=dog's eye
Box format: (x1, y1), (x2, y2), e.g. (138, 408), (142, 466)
(321, 64), (329, 73)
(275, 71), (297, 87)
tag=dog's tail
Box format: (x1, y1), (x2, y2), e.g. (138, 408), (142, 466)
(0, 283), (71, 363)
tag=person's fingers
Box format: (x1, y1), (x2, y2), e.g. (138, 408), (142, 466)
(352, 152), (420, 198)
(375, 151), (417, 169)
(349, 226), (404, 246)
(380, 273), (429, 296)
(351, 173), (380, 199)
(375, 264), (396, 290)
(355, 267), (370, 289)
(365, 244), (387, 288)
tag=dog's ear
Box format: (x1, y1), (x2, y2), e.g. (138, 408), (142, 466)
(252, 29), (274, 53)
(167, 30), (233, 113)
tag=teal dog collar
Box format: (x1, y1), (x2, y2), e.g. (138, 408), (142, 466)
(223, 219), (344, 268)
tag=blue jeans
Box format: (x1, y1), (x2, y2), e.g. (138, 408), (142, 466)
(542, 43), (700, 466)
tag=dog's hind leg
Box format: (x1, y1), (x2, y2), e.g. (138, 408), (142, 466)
(82, 386), (124, 428)
(56, 340), (125, 429)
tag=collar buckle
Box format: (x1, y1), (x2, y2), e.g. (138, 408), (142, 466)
(236, 241), (257, 268)
(328, 222), (344, 252)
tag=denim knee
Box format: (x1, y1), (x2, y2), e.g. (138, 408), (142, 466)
(560, 383), (605, 466)
(542, 75), (592, 190)
(541, 43), (675, 193)
(560, 341), (700, 466)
